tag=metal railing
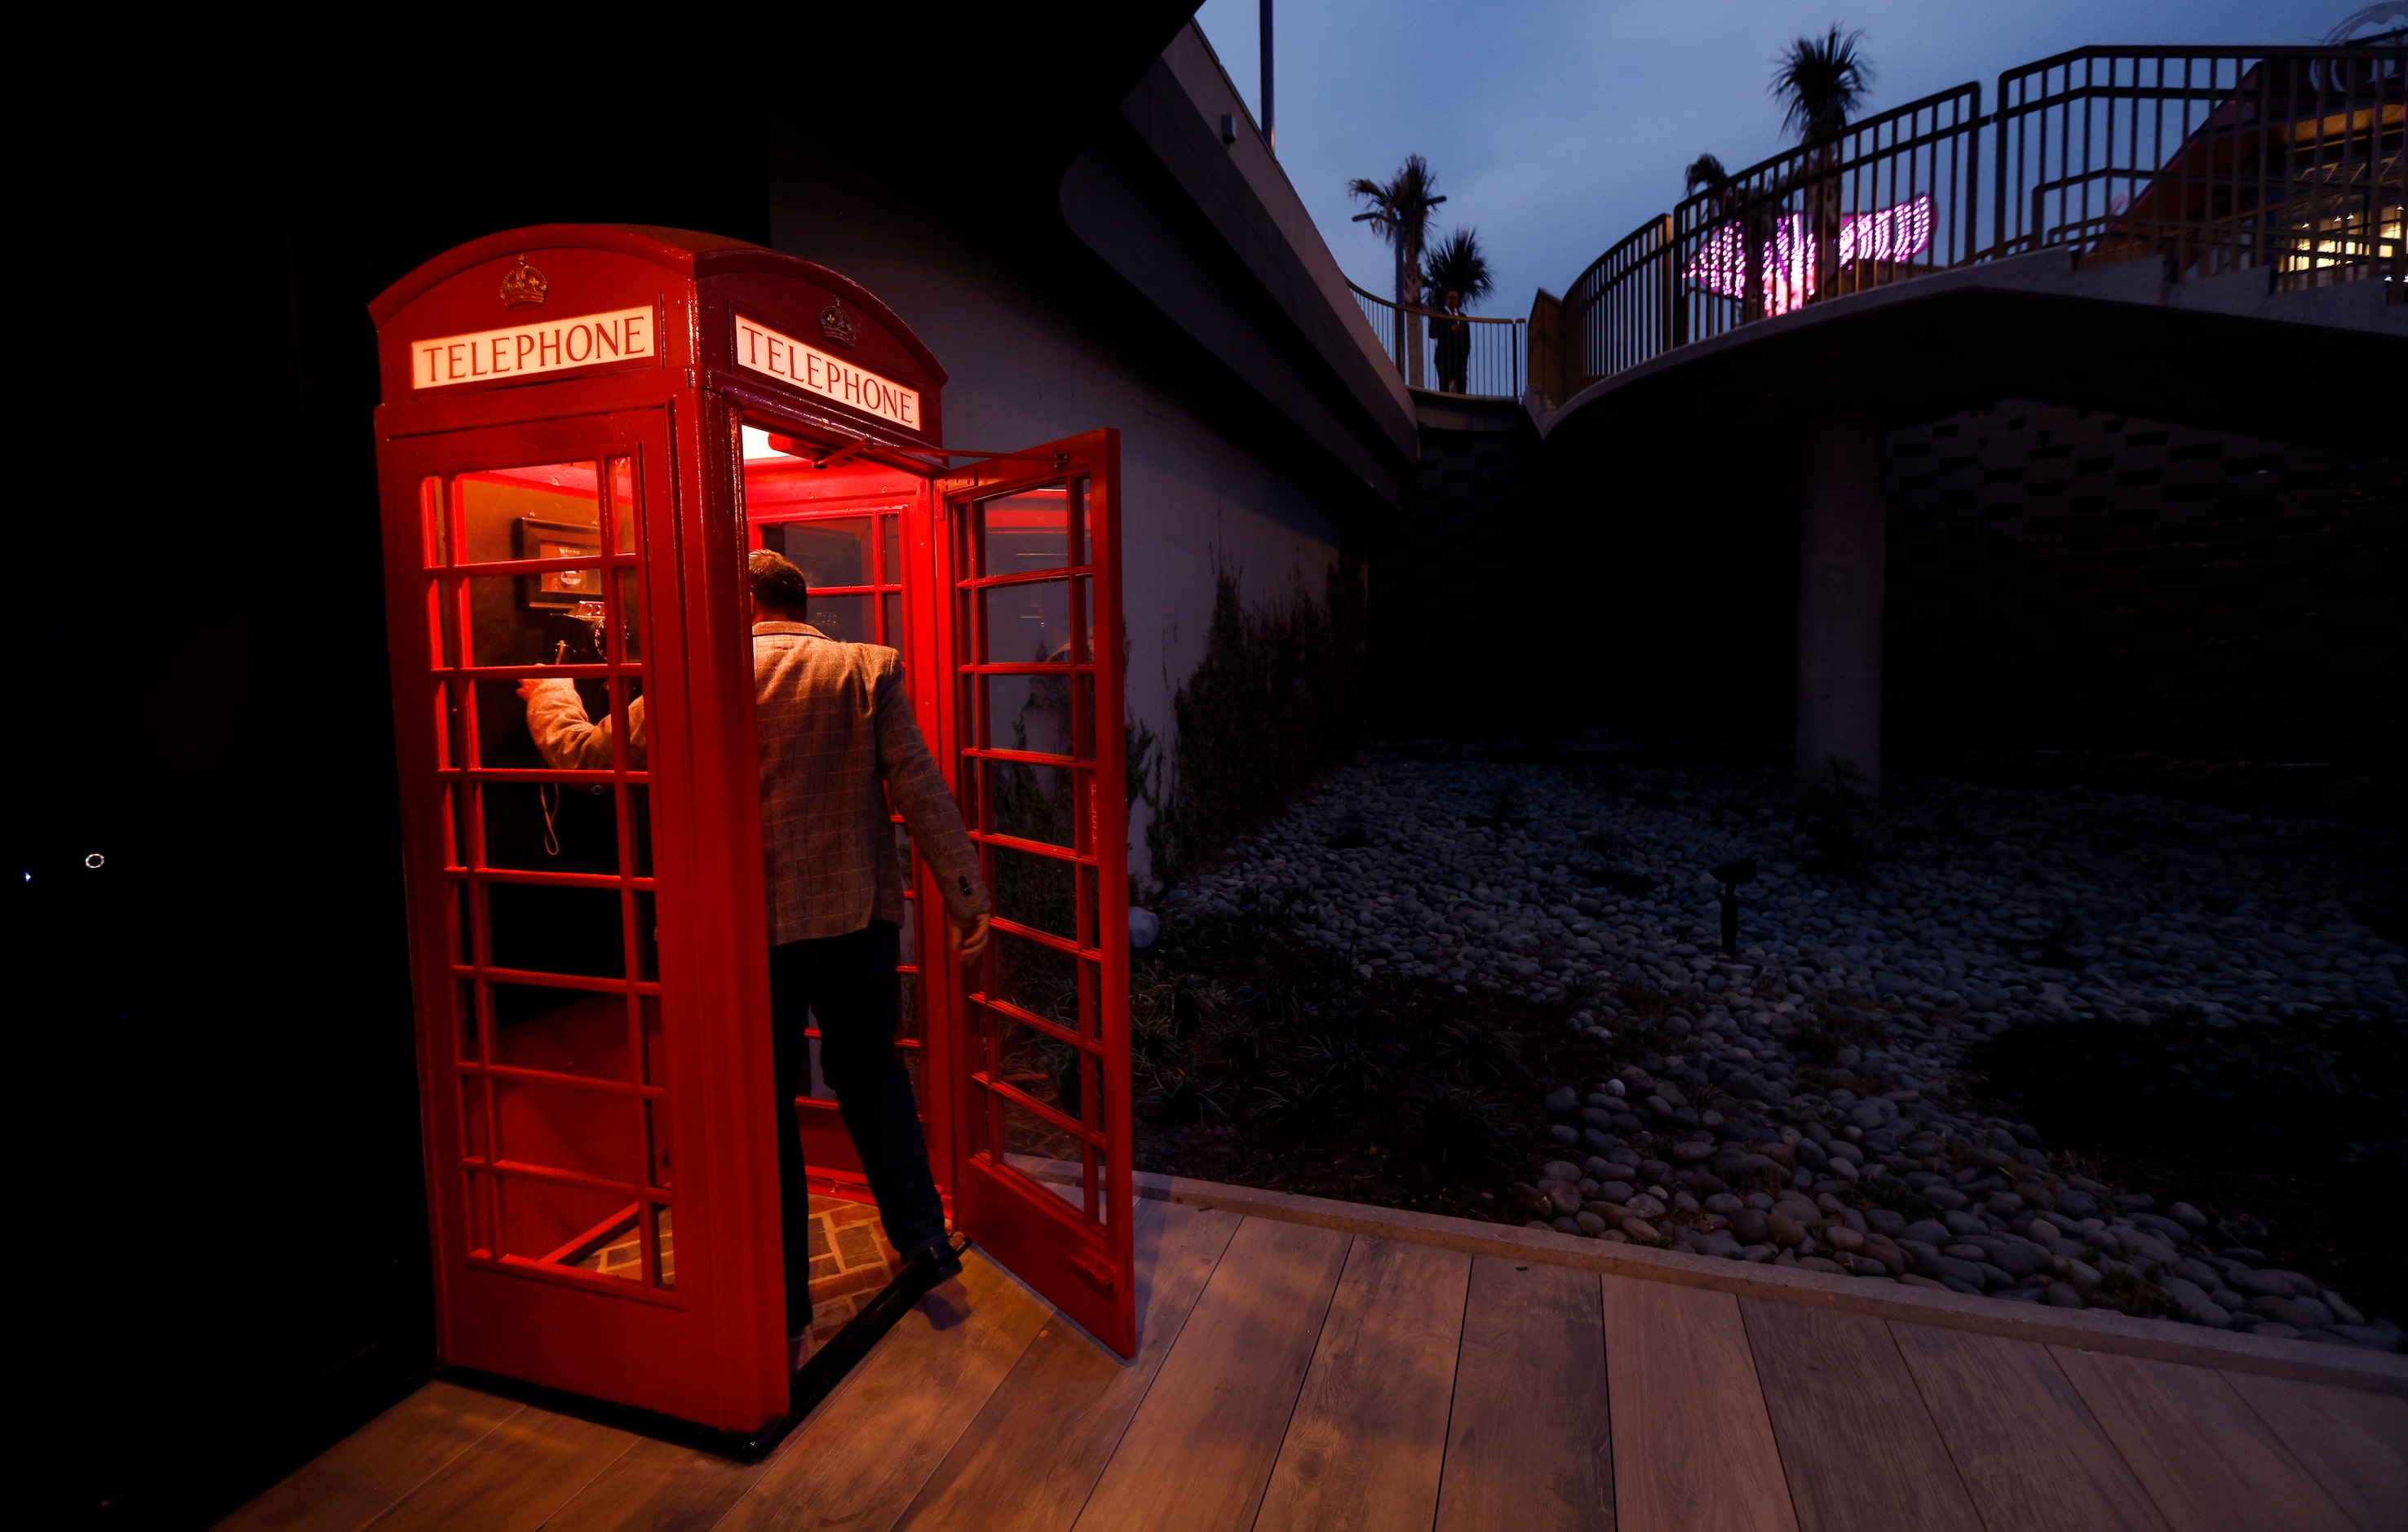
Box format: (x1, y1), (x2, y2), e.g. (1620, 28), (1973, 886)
(1351, 281), (1527, 399)
(1551, 37), (2405, 401)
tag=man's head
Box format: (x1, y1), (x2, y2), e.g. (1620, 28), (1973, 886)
(749, 549), (811, 622)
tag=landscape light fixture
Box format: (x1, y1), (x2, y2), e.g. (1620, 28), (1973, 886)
(1711, 857), (1758, 954)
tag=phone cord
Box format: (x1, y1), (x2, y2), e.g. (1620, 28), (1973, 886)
(540, 782), (562, 857)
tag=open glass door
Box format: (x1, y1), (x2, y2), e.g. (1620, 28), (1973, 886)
(938, 429), (1134, 1356)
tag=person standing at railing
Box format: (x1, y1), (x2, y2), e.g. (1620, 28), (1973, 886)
(1432, 290), (1470, 395)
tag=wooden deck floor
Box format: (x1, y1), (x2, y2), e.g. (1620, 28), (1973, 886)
(223, 1193), (2408, 1532)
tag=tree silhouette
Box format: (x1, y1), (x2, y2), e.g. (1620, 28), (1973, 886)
(1350, 154), (1446, 384)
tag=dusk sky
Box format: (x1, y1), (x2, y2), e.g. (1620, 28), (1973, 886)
(1193, 0), (2363, 315)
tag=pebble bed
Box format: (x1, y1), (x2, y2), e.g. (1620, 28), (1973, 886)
(1160, 752), (2406, 1351)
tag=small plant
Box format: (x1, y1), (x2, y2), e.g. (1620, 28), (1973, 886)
(1139, 1049), (1228, 1124)
(1255, 1069), (1348, 1136)
(1295, 1029), (1383, 1097)
(1417, 1087), (1507, 1176)
(1432, 1021), (1524, 1083)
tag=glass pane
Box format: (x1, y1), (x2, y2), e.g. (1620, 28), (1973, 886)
(880, 591), (902, 655)
(489, 985), (634, 1081)
(626, 785), (654, 878)
(999, 1095), (1086, 1201)
(982, 579), (1073, 664)
(644, 1099), (673, 1189)
(467, 676), (613, 772)
(456, 461), (603, 566)
(650, 1202), (675, 1289)
(897, 970), (919, 1042)
(987, 928), (1079, 1031)
(608, 458), (637, 555)
(486, 882), (627, 978)
(635, 890), (658, 981)
(564, 1209), (644, 1283)
(1069, 479), (1088, 567)
(881, 515), (900, 585)
(430, 579), (460, 669)
(421, 476), (450, 567)
(495, 1176), (637, 1275)
(463, 1170), (494, 1255)
(977, 486), (1072, 576)
(452, 877), (476, 964)
(1075, 578), (1092, 664)
(994, 1014), (1082, 1119)
(1076, 674), (1096, 760)
(466, 573), (607, 669)
(479, 778), (617, 873)
(494, 1078), (644, 1184)
(767, 517), (873, 587)
(455, 978), (480, 1063)
(992, 843), (1077, 941)
(985, 672), (1073, 755)
(807, 592), (871, 644)
(984, 759), (1075, 847)
(640, 995), (667, 1087)
(460, 1076), (490, 1162)
(615, 569), (644, 662)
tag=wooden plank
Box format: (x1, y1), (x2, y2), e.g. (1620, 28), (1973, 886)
(1254, 1236), (1471, 1530)
(1601, 1277), (1799, 1532)
(1140, 1171), (2408, 1397)
(1432, 1255), (1614, 1532)
(534, 1437), (764, 1532)
(2224, 1371), (2408, 1532)
(1890, 1322), (2167, 1532)
(717, 1249), (1051, 1532)
(1071, 1216), (1352, 1532)
(361, 1406), (634, 1532)
(894, 1197), (1242, 1532)
(214, 1382), (523, 1532)
(2053, 1346), (2357, 1532)
(1738, 1299), (1982, 1532)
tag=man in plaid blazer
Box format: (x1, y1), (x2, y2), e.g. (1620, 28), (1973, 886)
(524, 549), (990, 1352)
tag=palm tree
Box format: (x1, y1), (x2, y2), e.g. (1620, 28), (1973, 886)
(1350, 154), (1446, 384)
(1771, 27), (1875, 304)
(1684, 151), (1771, 324)
(1420, 227), (1493, 308)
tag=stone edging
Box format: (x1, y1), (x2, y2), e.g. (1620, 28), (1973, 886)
(1128, 1169), (2408, 1396)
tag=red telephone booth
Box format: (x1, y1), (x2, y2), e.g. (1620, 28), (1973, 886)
(370, 224), (1134, 1437)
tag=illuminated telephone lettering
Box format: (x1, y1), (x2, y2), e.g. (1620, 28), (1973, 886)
(733, 312), (920, 432)
(409, 305), (657, 388)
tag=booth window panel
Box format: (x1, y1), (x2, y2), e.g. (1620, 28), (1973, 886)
(463, 677), (621, 773)
(807, 592), (871, 645)
(764, 516), (872, 588)
(451, 879), (477, 966)
(614, 569), (644, 662)
(640, 996), (668, 1088)
(479, 778), (620, 874)
(495, 1175), (644, 1281)
(983, 671), (1074, 755)
(1078, 865), (1100, 950)
(462, 1170), (495, 1257)
(644, 1099), (673, 1191)
(625, 785), (655, 879)
(455, 461), (604, 566)
(981, 580), (1075, 665)
(990, 842), (1078, 941)
(460, 1075), (491, 1162)
(1075, 673), (1096, 761)
(633, 890), (658, 982)
(993, 1013), (1089, 1123)
(997, 1096), (1088, 1208)
(420, 476), (450, 567)
(462, 572), (610, 671)
(493, 1075), (645, 1187)
(985, 928), (1080, 1033)
(976, 486), (1075, 577)
(981, 759), (1076, 848)
(488, 985), (636, 1083)
(882, 516), (901, 585)
(606, 458), (638, 556)
(485, 880), (626, 978)
(428, 578), (459, 670)
(881, 592), (902, 656)
(454, 979), (482, 1065)
(647, 1202), (675, 1289)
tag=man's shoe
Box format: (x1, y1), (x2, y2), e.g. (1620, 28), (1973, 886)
(900, 1237), (965, 1295)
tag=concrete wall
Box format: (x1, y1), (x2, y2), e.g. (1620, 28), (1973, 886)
(765, 135), (1361, 879)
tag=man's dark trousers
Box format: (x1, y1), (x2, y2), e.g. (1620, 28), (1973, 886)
(766, 920), (948, 1334)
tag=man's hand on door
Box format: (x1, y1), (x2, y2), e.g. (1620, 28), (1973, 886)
(949, 912), (992, 963)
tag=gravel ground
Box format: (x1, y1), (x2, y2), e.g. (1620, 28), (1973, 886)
(1160, 747), (2406, 1350)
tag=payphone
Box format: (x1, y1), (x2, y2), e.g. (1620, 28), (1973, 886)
(371, 225), (1133, 1437)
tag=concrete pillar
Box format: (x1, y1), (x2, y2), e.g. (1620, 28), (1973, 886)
(1795, 412), (1887, 793)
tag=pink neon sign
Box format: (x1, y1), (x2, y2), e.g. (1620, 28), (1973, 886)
(1684, 193), (1935, 314)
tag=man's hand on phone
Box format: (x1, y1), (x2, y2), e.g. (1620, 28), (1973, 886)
(949, 912), (992, 962)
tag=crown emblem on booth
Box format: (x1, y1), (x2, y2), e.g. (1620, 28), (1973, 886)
(818, 301), (857, 348)
(499, 255), (550, 311)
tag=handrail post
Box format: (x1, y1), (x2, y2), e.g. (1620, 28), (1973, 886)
(1659, 213), (1679, 354)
